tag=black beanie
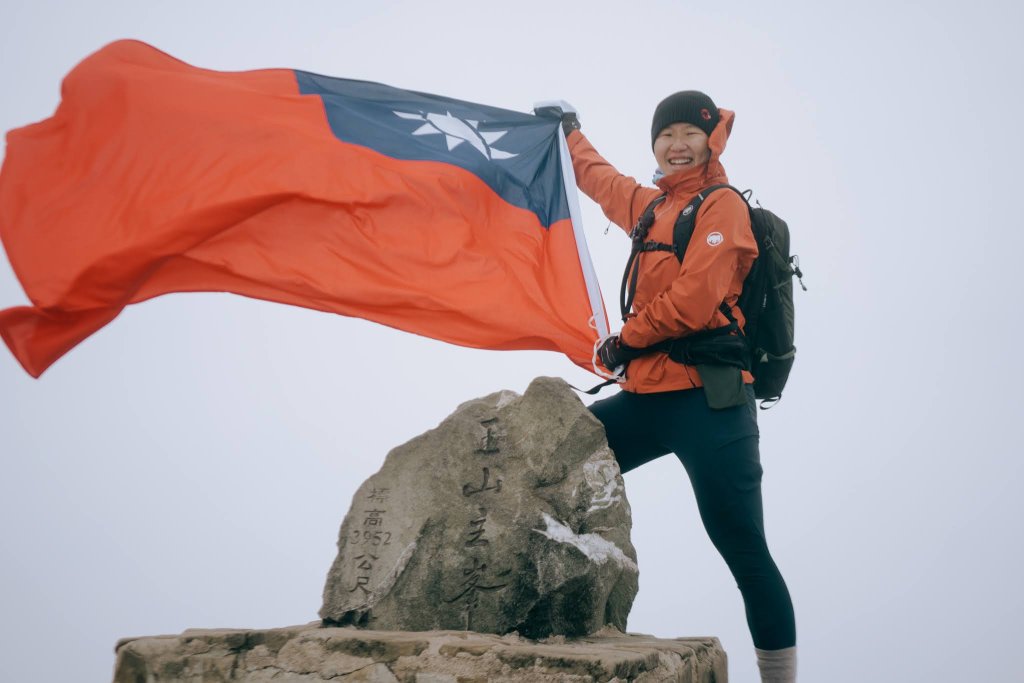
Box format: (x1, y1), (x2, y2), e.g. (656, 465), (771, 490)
(651, 91), (720, 147)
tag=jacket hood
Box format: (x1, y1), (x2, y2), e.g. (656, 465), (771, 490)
(707, 107), (734, 161)
(655, 108), (734, 194)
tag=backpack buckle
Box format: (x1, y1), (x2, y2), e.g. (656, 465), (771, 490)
(791, 255), (807, 291)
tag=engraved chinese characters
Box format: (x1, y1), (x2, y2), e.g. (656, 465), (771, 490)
(347, 489), (392, 597)
(320, 377), (639, 638)
(446, 418), (512, 629)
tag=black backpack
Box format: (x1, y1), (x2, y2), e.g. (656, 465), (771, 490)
(622, 184), (805, 407)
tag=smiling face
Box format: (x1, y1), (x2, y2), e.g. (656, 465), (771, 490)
(653, 122), (711, 177)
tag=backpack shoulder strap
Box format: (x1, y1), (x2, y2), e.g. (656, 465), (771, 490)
(620, 193), (668, 319)
(671, 183), (741, 262)
(631, 193), (667, 241)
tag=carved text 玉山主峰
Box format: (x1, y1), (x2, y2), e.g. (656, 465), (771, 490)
(466, 506), (490, 547)
(444, 556), (511, 629)
(448, 418), (513, 629)
(476, 417), (503, 454)
(462, 466), (502, 496)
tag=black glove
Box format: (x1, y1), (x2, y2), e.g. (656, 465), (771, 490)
(558, 111), (581, 136)
(534, 102), (581, 137)
(597, 334), (643, 370)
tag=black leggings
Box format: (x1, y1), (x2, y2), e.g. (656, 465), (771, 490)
(589, 386), (796, 650)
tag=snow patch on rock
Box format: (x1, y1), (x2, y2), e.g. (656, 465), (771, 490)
(583, 455), (624, 512)
(494, 390), (519, 409)
(533, 513), (638, 572)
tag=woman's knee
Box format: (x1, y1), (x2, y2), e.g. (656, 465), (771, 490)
(588, 394), (666, 473)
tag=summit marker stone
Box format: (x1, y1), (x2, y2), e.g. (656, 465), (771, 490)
(319, 376), (639, 638)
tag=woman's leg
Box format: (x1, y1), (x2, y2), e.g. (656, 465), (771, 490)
(588, 390), (669, 474)
(593, 387), (797, 675)
(676, 433), (796, 651)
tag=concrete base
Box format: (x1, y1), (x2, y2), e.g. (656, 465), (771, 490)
(113, 622), (727, 682)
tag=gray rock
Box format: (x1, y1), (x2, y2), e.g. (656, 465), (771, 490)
(320, 376), (638, 638)
(113, 624), (729, 682)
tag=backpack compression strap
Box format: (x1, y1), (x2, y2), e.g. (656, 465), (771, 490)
(619, 194), (667, 320)
(620, 184), (737, 320)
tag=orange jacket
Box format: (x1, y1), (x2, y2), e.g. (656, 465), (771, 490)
(567, 109), (758, 394)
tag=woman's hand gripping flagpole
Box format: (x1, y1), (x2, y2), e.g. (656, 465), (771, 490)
(534, 100), (624, 382)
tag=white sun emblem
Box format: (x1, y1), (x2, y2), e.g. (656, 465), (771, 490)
(393, 109), (517, 160)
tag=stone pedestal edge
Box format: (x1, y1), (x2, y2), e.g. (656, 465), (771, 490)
(114, 623), (728, 682)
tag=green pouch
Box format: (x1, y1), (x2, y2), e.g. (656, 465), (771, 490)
(696, 364), (747, 410)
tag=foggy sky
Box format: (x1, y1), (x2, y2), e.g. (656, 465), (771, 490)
(2, 2), (1022, 681)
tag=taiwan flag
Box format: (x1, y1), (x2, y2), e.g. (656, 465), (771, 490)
(0, 40), (608, 378)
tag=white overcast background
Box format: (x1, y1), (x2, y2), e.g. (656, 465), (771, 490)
(1, 2), (1021, 682)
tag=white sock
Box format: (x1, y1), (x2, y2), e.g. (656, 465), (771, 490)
(755, 646), (797, 683)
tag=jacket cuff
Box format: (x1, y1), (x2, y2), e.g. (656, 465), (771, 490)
(619, 322), (645, 349)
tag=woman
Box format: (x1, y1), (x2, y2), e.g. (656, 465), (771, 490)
(562, 91), (797, 683)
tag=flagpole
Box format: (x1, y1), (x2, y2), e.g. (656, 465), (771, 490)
(555, 126), (610, 341)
